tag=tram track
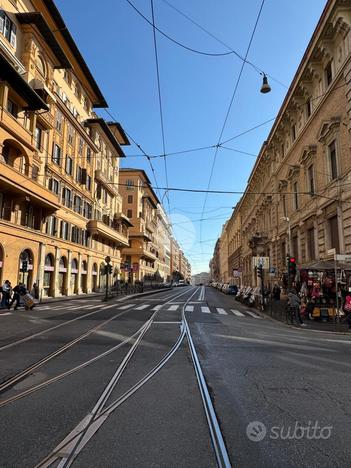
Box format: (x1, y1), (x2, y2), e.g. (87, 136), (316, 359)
(0, 288), (194, 408)
(34, 286), (231, 468)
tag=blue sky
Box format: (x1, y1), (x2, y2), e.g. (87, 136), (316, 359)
(55, 0), (326, 274)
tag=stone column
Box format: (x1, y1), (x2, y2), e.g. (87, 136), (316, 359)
(87, 255), (92, 293)
(37, 242), (46, 301)
(53, 247), (60, 297)
(77, 252), (82, 294)
(66, 250), (72, 296)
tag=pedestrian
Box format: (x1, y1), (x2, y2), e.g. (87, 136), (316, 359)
(273, 283), (281, 301)
(288, 288), (306, 326)
(1, 280), (11, 309)
(342, 293), (351, 330)
(31, 283), (39, 300)
(9, 283), (23, 310)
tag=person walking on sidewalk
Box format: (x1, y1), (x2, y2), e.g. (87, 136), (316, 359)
(9, 283), (26, 310)
(288, 289), (306, 326)
(1, 280), (11, 309)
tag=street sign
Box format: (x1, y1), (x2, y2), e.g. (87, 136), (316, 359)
(233, 269), (241, 277)
(252, 256), (270, 270)
(335, 254), (351, 262)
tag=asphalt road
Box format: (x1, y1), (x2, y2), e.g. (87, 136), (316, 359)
(0, 285), (350, 467)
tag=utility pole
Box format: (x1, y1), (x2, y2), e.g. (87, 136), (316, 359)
(104, 256), (112, 301)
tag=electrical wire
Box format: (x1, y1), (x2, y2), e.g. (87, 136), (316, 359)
(160, 0), (288, 89)
(126, 0), (235, 57)
(199, 0), (266, 249)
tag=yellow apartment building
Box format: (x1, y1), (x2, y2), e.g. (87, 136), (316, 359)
(119, 168), (159, 282)
(0, 0), (129, 298)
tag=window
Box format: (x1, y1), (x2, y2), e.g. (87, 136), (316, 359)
(52, 144), (61, 165)
(71, 226), (80, 244)
(86, 147), (91, 163)
(62, 187), (72, 209)
(127, 209), (133, 219)
(291, 124), (296, 142)
(282, 195), (287, 217)
(7, 99), (18, 117)
(46, 216), (57, 236)
(329, 215), (340, 253)
(307, 228), (315, 260)
(74, 196), (82, 214)
(78, 138), (84, 155)
(34, 126), (42, 150)
(0, 11), (17, 48)
(86, 174), (91, 191)
(76, 166), (83, 183)
(307, 165), (314, 196)
(67, 124), (74, 146)
(292, 235), (298, 260)
(60, 221), (69, 241)
(281, 143), (285, 159)
(63, 70), (71, 84)
(128, 195), (133, 204)
(83, 202), (92, 219)
(325, 61), (333, 87)
(55, 110), (63, 133)
(306, 99), (312, 119)
(65, 156), (73, 175)
(126, 179), (134, 190)
(49, 178), (60, 195)
(32, 165), (39, 181)
(328, 140), (338, 180)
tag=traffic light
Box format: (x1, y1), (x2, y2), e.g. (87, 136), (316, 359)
(288, 256), (297, 276)
(108, 264), (113, 274)
(22, 261), (28, 272)
(257, 264), (263, 279)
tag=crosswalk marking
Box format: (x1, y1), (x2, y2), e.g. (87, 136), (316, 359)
(152, 305), (163, 311)
(231, 309), (245, 317)
(0, 312), (12, 316)
(99, 304), (116, 310)
(135, 304), (149, 310)
(185, 305), (194, 312)
(245, 310), (261, 319)
(118, 303), (136, 310)
(168, 305), (179, 311)
(216, 308), (227, 315)
(201, 306), (210, 314)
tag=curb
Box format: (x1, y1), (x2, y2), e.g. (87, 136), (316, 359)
(115, 287), (173, 302)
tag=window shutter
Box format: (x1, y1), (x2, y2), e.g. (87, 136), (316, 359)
(48, 178), (53, 191)
(10, 22), (16, 48)
(81, 168), (87, 185)
(0, 11), (5, 33)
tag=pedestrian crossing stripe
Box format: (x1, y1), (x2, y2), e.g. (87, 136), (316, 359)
(152, 305), (163, 311)
(245, 310), (262, 319)
(135, 304), (149, 310)
(216, 308), (227, 315)
(231, 309), (245, 317)
(201, 306), (210, 314)
(185, 305), (194, 312)
(118, 303), (136, 310)
(168, 305), (179, 311)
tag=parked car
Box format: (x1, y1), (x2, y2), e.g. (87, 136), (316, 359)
(221, 284), (229, 293)
(178, 280), (186, 286)
(225, 284), (238, 295)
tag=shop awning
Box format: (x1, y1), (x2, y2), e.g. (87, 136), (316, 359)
(300, 260), (351, 270)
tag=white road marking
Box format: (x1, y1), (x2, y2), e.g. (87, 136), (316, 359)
(0, 312), (12, 316)
(168, 305), (179, 311)
(231, 309), (245, 317)
(152, 305), (163, 311)
(245, 310), (262, 319)
(185, 305), (194, 312)
(99, 304), (116, 310)
(118, 303), (136, 310)
(135, 304), (149, 310)
(201, 306), (210, 314)
(216, 308), (227, 315)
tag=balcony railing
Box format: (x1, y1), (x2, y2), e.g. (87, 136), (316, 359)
(87, 219), (129, 246)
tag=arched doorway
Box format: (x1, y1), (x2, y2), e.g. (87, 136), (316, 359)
(0, 244), (3, 285)
(70, 258), (78, 294)
(58, 256), (67, 295)
(43, 253), (54, 297)
(19, 249), (34, 290)
(92, 263), (98, 292)
(3, 139), (30, 176)
(99, 262), (106, 291)
(81, 260), (88, 293)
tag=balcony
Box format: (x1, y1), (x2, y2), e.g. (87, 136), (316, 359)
(87, 219), (129, 247)
(0, 107), (35, 150)
(95, 169), (118, 195)
(0, 159), (60, 211)
(122, 246), (157, 261)
(130, 218), (153, 241)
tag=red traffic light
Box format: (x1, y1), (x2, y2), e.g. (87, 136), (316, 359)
(289, 257), (296, 263)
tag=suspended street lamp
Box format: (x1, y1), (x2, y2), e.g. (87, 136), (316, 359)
(260, 73), (271, 94)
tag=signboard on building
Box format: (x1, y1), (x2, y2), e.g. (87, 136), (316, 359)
(252, 256), (270, 270)
(335, 254), (351, 262)
(233, 269), (241, 277)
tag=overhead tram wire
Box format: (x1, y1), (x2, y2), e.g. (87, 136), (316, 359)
(199, 0), (266, 249)
(126, 0), (234, 57)
(150, 0), (170, 212)
(159, 0), (288, 89)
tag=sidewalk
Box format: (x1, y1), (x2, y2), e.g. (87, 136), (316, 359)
(261, 299), (350, 333)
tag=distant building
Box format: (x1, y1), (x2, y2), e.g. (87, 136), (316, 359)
(192, 272), (210, 285)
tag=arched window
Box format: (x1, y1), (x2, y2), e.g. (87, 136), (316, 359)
(59, 257), (67, 270)
(71, 258), (78, 271)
